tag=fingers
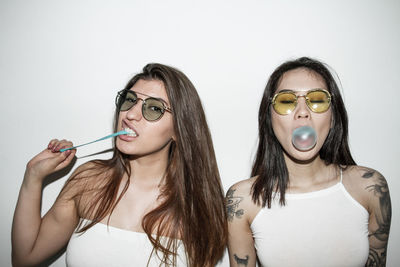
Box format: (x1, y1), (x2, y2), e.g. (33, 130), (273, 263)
(47, 139), (58, 150)
(57, 149), (76, 169)
(48, 139), (73, 153)
(47, 140), (76, 172)
(25, 139), (76, 182)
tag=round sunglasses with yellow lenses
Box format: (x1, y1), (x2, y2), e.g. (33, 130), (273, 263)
(271, 89), (331, 115)
(115, 90), (172, 121)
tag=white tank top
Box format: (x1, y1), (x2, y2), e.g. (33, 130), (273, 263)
(251, 172), (369, 267)
(66, 220), (188, 267)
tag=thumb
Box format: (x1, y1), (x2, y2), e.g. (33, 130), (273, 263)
(49, 150), (74, 171)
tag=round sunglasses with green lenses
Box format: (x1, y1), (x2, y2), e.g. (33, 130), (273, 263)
(115, 90), (172, 121)
(271, 88), (331, 115)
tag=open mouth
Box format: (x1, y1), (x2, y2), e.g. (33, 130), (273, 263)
(123, 127), (137, 137)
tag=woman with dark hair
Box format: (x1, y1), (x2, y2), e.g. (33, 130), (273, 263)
(12, 63), (227, 267)
(227, 57), (391, 266)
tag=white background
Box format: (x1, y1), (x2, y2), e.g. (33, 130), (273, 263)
(1, 0), (399, 266)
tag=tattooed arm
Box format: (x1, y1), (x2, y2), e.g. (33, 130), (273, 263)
(226, 180), (259, 267)
(361, 169), (392, 267)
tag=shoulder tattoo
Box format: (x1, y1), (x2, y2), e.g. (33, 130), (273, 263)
(226, 188), (245, 222)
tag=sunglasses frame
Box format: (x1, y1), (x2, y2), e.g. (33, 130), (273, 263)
(115, 89), (172, 122)
(271, 88), (332, 115)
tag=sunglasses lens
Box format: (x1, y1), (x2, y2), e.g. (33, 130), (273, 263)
(143, 98), (165, 121)
(118, 91), (137, 111)
(306, 90), (331, 113)
(273, 93), (297, 115)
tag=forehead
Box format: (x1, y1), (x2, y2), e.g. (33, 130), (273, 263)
(130, 79), (169, 102)
(276, 68), (326, 93)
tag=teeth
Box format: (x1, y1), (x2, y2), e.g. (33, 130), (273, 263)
(124, 127), (137, 137)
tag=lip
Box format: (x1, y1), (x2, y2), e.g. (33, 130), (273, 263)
(293, 124), (312, 131)
(118, 120), (139, 141)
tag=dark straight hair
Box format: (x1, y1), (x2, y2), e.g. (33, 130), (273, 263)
(251, 57), (356, 208)
(62, 63), (227, 266)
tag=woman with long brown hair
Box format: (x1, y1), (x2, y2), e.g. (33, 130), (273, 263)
(12, 63), (227, 266)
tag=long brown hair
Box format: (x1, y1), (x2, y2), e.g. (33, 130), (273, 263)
(251, 57), (356, 208)
(62, 63), (227, 266)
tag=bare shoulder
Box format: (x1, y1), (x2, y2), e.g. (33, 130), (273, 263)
(70, 160), (110, 183)
(59, 160), (110, 200)
(344, 166), (389, 190)
(226, 176), (261, 223)
(227, 177), (256, 197)
(343, 165), (390, 212)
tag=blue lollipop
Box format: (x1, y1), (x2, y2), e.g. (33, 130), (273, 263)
(292, 126), (317, 151)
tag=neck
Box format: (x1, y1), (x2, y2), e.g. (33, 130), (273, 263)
(284, 154), (338, 190)
(127, 147), (170, 188)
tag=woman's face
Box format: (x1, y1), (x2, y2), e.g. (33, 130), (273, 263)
(271, 68), (332, 161)
(116, 79), (175, 158)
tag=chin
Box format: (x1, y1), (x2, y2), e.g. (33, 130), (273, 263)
(285, 149), (320, 163)
(116, 142), (134, 155)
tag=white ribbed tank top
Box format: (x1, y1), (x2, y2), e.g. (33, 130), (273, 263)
(251, 171), (369, 267)
(66, 220), (188, 267)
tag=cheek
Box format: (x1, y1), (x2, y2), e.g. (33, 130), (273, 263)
(149, 117), (174, 139)
(316, 111), (332, 141)
(163, 121), (175, 138)
(271, 113), (290, 141)
(117, 112), (124, 125)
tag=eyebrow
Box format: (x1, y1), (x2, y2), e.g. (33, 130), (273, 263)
(277, 88), (326, 93)
(278, 89), (295, 93)
(129, 90), (169, 105)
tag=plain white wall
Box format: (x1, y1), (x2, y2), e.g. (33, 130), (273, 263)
(1, 0), (399, 266)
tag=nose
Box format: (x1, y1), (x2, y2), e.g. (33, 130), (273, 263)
(294, 95), (310, 119)
(125, 100), (143, 121)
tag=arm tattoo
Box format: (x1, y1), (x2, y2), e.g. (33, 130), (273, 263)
(234, 254), (249, 266)
(363, 170), (392, 266)
(226, 188), (244, 222)
(362, 170), (374, 178)
(366, 249), (383, 267)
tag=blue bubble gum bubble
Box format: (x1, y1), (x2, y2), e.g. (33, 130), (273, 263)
(292, 126), (317, 151)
